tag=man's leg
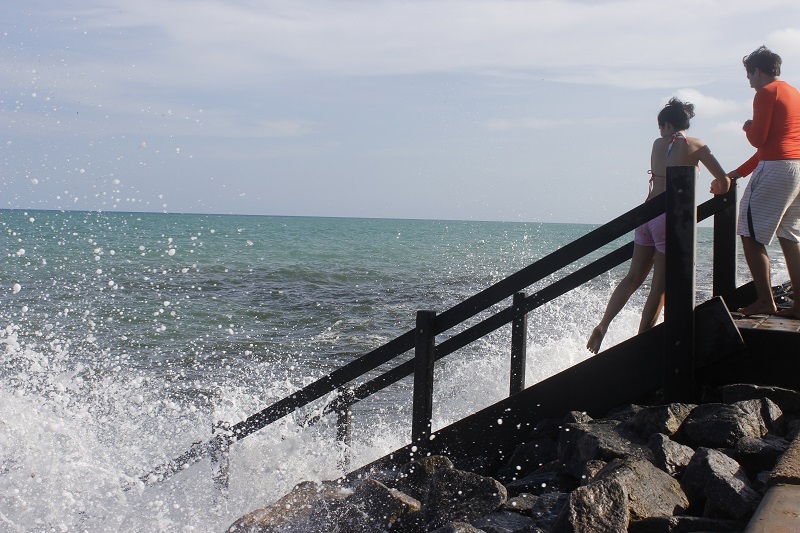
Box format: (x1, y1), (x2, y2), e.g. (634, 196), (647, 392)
(777, 237), (800, 318)
(739, 235), (777, 315)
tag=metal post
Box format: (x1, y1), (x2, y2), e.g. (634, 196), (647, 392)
(664, 165), (697, 401)
(510, 292), (528, 395)
(713, 181), (738, 305)
(211, 421), (231, 496)
(412, 310), (436, 444)
(335, 388), (354, 471)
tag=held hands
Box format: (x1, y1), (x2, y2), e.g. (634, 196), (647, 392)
(709, 177), (730, 195)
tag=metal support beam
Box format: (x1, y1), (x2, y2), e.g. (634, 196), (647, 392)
(713, 181), (738, 305)
(664, 165), (697, 401)
(510, 292), (528, 395)
(412, 310), (437, 444)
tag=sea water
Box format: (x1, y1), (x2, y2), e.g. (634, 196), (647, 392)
(0, 209), (779, 531)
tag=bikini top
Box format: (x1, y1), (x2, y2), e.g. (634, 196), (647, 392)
(647, 131), (688, 196)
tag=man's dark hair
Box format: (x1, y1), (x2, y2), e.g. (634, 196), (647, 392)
(743, 46), (782, 77)
(658, 98), (695, 131)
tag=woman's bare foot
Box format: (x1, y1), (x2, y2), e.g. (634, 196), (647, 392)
(775, 306), (800, 319)
(586, 325), (606, 354)
(736, 301), (778, 316)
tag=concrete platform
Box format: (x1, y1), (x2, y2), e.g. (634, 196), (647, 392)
(733, 313), (800, 333)
(745, 434), (800, 532)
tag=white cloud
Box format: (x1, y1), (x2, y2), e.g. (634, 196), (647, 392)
(673, 89), (748, 117)
(713, 121), (748, 135)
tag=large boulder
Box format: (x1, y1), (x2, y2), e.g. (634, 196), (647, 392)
(394, 455), (454, 502)
(226, 480), (348, 532)
(622, 403), (695, 439)
(423, 468), (507, 529)
(557, 419), (649, 477)
(680, 447), (761, 520)
(649, 433), (695, 476)
(678, 401), (773, 448)
(552, 457), (689, 533)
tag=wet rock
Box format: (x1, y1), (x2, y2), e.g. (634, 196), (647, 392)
(550, 477), (629, 533)
(497, 437), (557, 482)
(346, 478), (420, 531)
(502, 491), (567, 530)
(622, 403), (695, 439)
(722, 383), (800, 417)
(473, 510), (541, 532)
(734, 435), (790, 476)
(680, 447), (761, 520)
(649, 433), (694, 476)
(592, 457), (688, 521)
(423, 468), (507, 529)
(504, 460), (577, 496)
(628, 515), (746, 532)
(557, 419), (649, 477)
(226, 480), (348, 532)
(679, 402), (767, 448)
(577, 459), (606, 485)
(427, 522), (485, 533)
(394, 455), (454, 502)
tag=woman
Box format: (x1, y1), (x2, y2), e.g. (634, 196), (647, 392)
(586, 98), (730, 354)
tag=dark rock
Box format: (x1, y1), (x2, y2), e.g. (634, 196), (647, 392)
(473, 510), (541, 532)
(628, 515), (746, 532)
(721, 383), (800, 417)
(502, 491), (567, 530)
(649, 433), (695, 476)
(563, 410), (592, 424)
(497, 437), (558, 481)
(593, 457), (689, 521)
(622, 403), (695, 439)
(679, 402), (766, 448)
(394, 455), (454, 501)
(680, 447), (761, 520)
(504, 460), (577, 496)
(427, 521), (485, 533)
(577, 459), (606, 485)
(550, 477), (629, 533)
(503, 493), (538, 514)
(734, 435), (790, 476)
(226, 480), (348, 532)
(604, 403), (646, 422)
(346, 478), (420, 531)
(423, 468), (507, 529)
(557, 419), (649, 477)
(736, 397), (785, 435)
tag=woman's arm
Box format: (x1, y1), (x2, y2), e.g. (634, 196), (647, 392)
(697, 145), (731, 195)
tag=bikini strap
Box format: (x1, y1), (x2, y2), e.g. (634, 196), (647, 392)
(666, 131), (687, 157)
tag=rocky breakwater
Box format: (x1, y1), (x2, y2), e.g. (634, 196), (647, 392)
(227, 383), (800, 532)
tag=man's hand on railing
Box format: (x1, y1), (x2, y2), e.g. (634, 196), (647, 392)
(710, 174), (733, 195)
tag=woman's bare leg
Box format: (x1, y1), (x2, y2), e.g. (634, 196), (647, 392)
(587, 244), (655, 354)
(776, 237), (800, 319)
(739, 236), (777, 316)
(639, 250), (665, 332)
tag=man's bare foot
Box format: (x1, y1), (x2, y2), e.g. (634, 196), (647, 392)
(736, 301), (778, 316)
(586, 325), (606, 354)
(775, 307), (800, 320)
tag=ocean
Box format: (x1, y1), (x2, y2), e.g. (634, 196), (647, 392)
(0, 209), (778, 531)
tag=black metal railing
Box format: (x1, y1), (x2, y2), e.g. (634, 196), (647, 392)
(140, 167), (737, 485)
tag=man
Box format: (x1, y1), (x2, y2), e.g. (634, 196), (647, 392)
(718, 46), (800, 318)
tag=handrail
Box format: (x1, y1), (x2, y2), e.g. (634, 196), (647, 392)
(139, 186), (736, 485)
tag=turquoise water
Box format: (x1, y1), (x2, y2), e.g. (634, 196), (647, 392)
(0, 209), (763, 530)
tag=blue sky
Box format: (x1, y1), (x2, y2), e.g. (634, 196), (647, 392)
(3, 0), (800, 223)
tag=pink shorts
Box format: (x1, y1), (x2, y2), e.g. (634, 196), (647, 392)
(634, 213), (666, 253)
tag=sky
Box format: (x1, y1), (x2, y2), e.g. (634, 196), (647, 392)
(3, 0), (800, 224)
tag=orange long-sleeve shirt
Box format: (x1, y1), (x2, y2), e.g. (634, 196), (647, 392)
(735, 80), (800, 177)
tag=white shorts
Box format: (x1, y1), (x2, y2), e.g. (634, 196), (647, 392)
(737, 159), (800, 245)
